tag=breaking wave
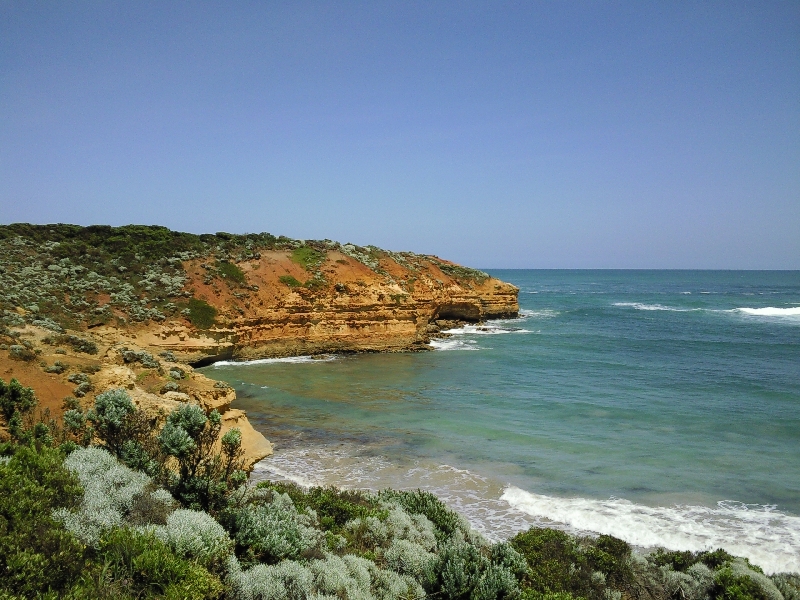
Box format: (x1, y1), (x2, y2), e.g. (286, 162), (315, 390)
(212, 355), (337, 367)
(502, 486), (800, 575)
(613, 302), (699, 312)
(429, 338), (480, 351)
(734, 307), (800, 318)
(442, 324), (531, 336)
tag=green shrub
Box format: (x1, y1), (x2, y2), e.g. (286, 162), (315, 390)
(380, 489), (465, 542)
(510, 528), (593, 597)
(76, 527), (223, 599)
(217, 261), (246, 285)
(187, 298), (217, 329)
(291, 246), (326, 270)
(8, 344), (36, 361)
(262, 482), (383, 536)
(279, 274), (302, 288)
(158, 405), (246, 513)
(584, 534), (633, 589)
(61, 335), (98, 355)
(227, 491), (322, 565)
(87, 388), (136, 455)
(0, 444), (86, 597)
(0, 378), (37, 423)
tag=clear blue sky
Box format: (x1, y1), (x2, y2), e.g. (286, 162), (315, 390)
(1, 2), (798, 268)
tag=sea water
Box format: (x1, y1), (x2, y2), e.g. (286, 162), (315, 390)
(201, 270), (800, 573)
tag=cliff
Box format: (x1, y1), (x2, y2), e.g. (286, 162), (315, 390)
(0, 224), (518, 465)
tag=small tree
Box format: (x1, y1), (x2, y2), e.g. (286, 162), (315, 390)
(85, 388), (135, 455)
(158, 403), (246, 513)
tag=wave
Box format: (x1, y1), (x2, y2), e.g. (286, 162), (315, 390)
(212, 355), (337, 367)
(429, 338), (480, 351)
(502, 487), (800, 575)
(518, 309), (558, 319)
(613, 302), (699, 312)
(442, 324), (532, 336)
(734, 307), (800, 318)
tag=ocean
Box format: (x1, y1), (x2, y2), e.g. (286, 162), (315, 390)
(200, 270), (800, 574)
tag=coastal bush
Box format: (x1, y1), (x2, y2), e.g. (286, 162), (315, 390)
(157, 508), (234, 569)
(55, 446), (152, 545)
(82, 527), (223, 600)
(0, 377), (37, 423)
(510, 528), (599, 599)
(772, 574), (800, 600)
(87, 388), (136, 454)
(0, 444), (86, 597)
(45, 360), (67, 373)
(263, 482), (385, 536)
(227, 490), (322, 565)
(159, 404), (247, 512)
(228, 552), (425, 600)
(384, 538), (437, 581)
(380, 489), (468, 542)
(62, 334), (99, 355)
(712, 559), (784, 600)
(120, 347), (161, 369)
(187, 297), (217, 329)
(432, 534), (522, 600)
(8, 343), (36, 361)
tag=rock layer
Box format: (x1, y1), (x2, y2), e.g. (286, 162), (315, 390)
(135, 250), (519, 364)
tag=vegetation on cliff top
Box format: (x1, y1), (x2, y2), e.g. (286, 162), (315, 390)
(0, 223), (495, 335)
(0, 377), (796, 600)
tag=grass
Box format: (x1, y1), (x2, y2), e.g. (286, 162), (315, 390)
(279, 275), (302, 288)
(216, 261), (246, 285)
(290, 246), (326, 270)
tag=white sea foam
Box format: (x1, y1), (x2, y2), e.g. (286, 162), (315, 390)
(518, 308), (558, 319)
(502, 487), (800, 574)
(734, 307), (800, 318)
(212, 355), (336, 367)
(442, 324), (532, 336)
(429, 338), (480, 351)
(613, 302), (699, 312)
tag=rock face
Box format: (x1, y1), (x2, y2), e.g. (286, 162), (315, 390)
(132, 250), (519, 364)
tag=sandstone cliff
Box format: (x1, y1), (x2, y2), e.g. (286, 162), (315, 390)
(138, 248), (518, 364)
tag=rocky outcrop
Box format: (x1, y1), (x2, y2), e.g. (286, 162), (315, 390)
(128, 249), (519, 364)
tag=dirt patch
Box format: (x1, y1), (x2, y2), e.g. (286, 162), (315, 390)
(0, 355), (75, 418)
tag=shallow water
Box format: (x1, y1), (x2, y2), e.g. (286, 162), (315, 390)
(202, 270), (800, 573)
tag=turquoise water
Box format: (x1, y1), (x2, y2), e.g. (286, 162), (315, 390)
(202, 270), (800, 573)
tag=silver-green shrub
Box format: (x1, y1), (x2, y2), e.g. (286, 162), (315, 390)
(227, 553), (425, 600)
(156, 508), (233, 568)
(772, 574), (800, 600)
(233, 492), (322, 563)
(383, 538), (436, 580)
(54, 446), (151, 545)
(228, 556), (314, 600)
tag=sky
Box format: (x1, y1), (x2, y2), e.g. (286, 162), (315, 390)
(1, 2), (798, 269)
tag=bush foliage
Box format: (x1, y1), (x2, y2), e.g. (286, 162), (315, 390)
(187, 297), (218, 329)
(0, 381), (795, 600)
